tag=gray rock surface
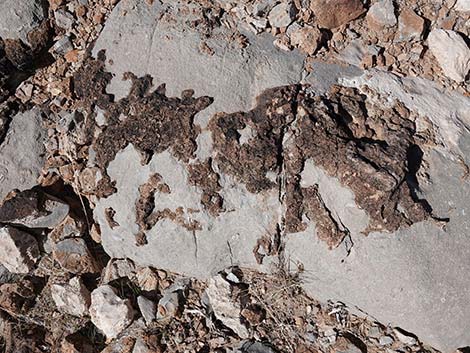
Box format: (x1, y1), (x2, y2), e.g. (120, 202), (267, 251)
(0, 226), (39, 273)
(90, 285), (134, 339)
(0, 0), (46, 45)
(366, 0), (397, 28)
(428, 29), (470, 82)
(0, 108), (45, 203)
(454, 0), (470, 12)
(94, 145), (279, 278)
(284, 147), (470, 352)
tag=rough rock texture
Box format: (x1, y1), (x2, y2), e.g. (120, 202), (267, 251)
(0, 189), (69, 229)
(309, 0), (366, 29)
(51, 277), (91, 317)
(0, 108), (46, 202)
(89, 285), (134, 339)
(205, 275), (248, 338)
(0, 226), (39, 273)
(0, 0), (46, 45)
(366, 0), (397, 30)
(52, 238), (100, 274)
(428, 29), (470, 82)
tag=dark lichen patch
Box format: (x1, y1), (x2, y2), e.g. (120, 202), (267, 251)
(208, 85), (299, 194)
(104, 207), (119, 229)
(135, 173), (167, 246)
(187, 158), (223, 216)
(73, 52), (213, 196)
(285, 86), (432, 235)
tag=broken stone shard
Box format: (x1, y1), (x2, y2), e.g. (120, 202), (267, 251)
(396, 8), (424, 42)
(0, 108), (46, 203)
(428, 29), (470, 82)
(0, 189), (69, 229)
(90, 285), (134, 339)
(205, 275), (249, 338)
(366, 0), (397, 30)
(137, 295), (156, 324)
(310, 0), (365, 29)
(51, 277), (91, 317)
(53, 238), (100, 274)
(0, 226), (39, 274)
(157, 289), (181, 320)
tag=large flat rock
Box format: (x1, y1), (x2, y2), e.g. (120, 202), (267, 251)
(89, 0), (470, 351)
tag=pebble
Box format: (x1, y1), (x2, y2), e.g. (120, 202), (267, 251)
(90, 285), (134, 339)
(428, 29), (470, 82)
(0, 226), (39, 274)
(454, 0), (470, 12)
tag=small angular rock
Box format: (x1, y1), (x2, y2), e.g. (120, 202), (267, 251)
(366, 0), (397, 30)
(310, 0), (365, 29)
(396, 8), (424, 42)
(157, 290), (181, 320)
(137, 295), (156, 324)
(90, 285), (134, 339)
(205, 275), (248, 338)
(428, 29), (470, 82)
(0, 226), (39, 274)
(53, 238), (100, 274)
(289, 25), (321, 55)
(102, 258), (136, 283)
(0, 189), (69, 229)
(51, 277), (91, 317)
(268, 2), (294, 28)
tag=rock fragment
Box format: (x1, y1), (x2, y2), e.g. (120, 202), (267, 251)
(0, 108), (46, 202)
(428, 29), (470, 82)
(0, 189), (69, 229)
(53, 238), (100, 274)
(366, 0), (397, 30)
(205, 275), (248, 338)
(0, 226), (39, 274)
(157, 290), (181, 320)
(51, 277), (91, 317)
(90, 285), (134, 339)
(289, 25), (322, 55)
(102, 258), (137, 283)
(137, 296), (156, 324)
(396, 8), (424, 42)
(393, 328), (417, 345)
(310, 0), (365, 29)
(268, 2), (294, 28)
